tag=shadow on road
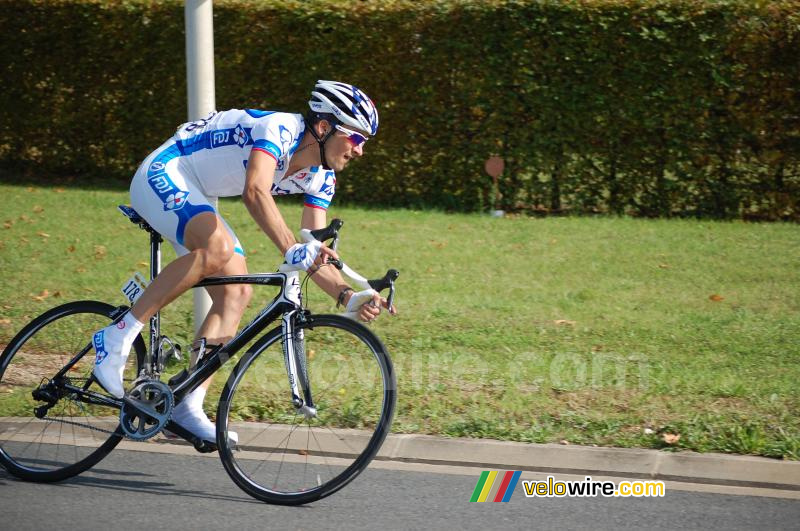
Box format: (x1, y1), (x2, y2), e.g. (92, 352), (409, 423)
(0, 466), (272, 506)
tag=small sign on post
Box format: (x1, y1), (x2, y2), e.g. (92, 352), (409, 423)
(484, 156), (505, 217)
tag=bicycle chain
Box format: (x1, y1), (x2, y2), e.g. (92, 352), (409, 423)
(42, 415), (117, 436)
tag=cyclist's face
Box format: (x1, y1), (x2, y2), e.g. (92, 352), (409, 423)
(325, 125), (368, 171)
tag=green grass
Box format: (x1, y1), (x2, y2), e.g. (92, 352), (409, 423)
(1, 183), (799, 459)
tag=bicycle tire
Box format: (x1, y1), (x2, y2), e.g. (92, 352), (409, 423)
(0, 300), (144, 482)
(216, 314), (396, 505)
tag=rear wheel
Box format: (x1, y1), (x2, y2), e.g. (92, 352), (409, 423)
(217, 314), (396, 505)
(0, 301), (144, 482)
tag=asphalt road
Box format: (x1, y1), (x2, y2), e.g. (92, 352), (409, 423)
(1, 446), (798, 531)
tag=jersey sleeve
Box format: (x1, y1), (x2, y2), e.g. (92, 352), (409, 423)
(303, 168), (337, 210)
(250, 114), (299, 163)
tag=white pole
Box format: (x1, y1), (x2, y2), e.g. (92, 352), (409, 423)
(185, 0), (216, 335)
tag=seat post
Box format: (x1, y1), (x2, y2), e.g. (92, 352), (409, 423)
(149, 230), (163, 283)
(147, 230), (164, 376)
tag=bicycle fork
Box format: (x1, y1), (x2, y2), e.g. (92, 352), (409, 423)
(281, 311), (316, 419)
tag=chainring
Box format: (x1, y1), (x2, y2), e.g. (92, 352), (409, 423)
(119, 380), (174, 440)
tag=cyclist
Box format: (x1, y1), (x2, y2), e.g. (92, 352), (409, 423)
(91, 80), (394, 444)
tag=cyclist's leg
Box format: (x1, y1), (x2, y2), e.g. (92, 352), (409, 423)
(170, 249), (252, 442)
(127, 211), (238, 322)
(127, 146), (244, 323)
(94, 144), (238, 397)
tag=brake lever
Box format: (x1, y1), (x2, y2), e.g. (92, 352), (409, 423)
(387, 280), (396, 311)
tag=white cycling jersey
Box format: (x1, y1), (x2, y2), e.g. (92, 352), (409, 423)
(172, 109), (335, 207)
(129, 109), (336, 257)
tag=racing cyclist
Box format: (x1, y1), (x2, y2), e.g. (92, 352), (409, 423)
(91, 80), (394, 445)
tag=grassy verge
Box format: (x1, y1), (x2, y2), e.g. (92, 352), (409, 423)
(0, 183), (798, 459)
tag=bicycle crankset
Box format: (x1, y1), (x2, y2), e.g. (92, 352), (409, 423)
(120, 380), (174, 441)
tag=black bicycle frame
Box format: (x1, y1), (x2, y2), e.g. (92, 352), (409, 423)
(137, 227), (300, 404)
(167, 273), (296, 403)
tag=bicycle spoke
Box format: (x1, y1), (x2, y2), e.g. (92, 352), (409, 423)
(217, 315), (395, 505)
(0, 301), (142, 482)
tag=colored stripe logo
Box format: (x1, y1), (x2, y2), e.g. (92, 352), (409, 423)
(470, 470), (521, 502)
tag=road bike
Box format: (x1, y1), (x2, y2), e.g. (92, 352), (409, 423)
(0, 206), (398, 505)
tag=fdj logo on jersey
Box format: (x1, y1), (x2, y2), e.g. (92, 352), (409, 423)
(148, 171), (190, 212)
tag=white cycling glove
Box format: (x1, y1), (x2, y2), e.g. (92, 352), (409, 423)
(345, 289), (379, 314)
(281, 241), (322, 272)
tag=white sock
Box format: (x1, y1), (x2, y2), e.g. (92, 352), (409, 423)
(116, 311), (145, 342)
(93, 312), (145, 398)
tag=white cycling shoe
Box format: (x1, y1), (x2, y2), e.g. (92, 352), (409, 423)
(92, 329), (129, 399)
(170, 401), (238, 445)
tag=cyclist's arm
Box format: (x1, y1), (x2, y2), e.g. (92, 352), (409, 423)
(302, 206), (393, 319)
(242, 150), (298, 254)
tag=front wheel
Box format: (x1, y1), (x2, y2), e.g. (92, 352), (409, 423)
(216, 314), (396, 505)
(0, 301), (144, 482)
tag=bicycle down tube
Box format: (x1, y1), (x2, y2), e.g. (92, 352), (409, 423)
(167, 272), (304, 407)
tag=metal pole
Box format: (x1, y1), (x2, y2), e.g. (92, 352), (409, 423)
(185, 0), (216, 335)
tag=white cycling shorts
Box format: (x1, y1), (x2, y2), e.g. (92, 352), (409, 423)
(129, 138), (245, 258)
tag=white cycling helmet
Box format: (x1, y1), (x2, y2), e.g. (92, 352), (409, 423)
(308, 80), (379, 136)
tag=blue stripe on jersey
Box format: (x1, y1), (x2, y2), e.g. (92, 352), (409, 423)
(177, 125), (254, 156)
(304, 194), (331, 210)
(245, 109), (275, 118)
(253, 139), (282, 160)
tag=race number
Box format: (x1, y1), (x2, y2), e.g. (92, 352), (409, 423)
(121, 272), (149, 305)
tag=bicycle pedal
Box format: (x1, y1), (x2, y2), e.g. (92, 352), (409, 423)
(194, 440), (218, 453)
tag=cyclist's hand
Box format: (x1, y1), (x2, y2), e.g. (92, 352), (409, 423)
(281, 241), (338, 272)
(346, 290), (397, 322)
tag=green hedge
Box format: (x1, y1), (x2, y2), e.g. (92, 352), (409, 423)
(1, 0), (799, 219)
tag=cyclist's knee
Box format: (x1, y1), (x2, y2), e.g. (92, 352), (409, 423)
(208, 283), (252, 317)
(194, 240), (235, 276)
(226, 283), (253, 314)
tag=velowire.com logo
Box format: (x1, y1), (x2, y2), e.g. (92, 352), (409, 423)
(469, 470), (521, 502)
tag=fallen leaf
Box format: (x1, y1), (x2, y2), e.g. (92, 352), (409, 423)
(308, 349), (316, 360)
(658, 264), (670, 269)
(554, 320), (576, 326)
(0, 318), (11, 326)
(67, 245), (76, 253)
(709, 294), (724, 302)
(94, 245), (107, 259)
(53, 290), (63, 298)
(75, 266), (87, 273)
(32, 205), (44, 213)
(3, 222), (11, 229)
(26, 187), (34, 193)
(31, 289), (51, 301)
(55, 188), (65, 193)
(137, 261), (148, 267)
(19, 214), (29, 222)
(559, 439), (570, 445)
(662, 433), (681, 444)
(37, 231), (50, 238)
(429, 240), (447, 249)
(298, 449), (309, 456)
